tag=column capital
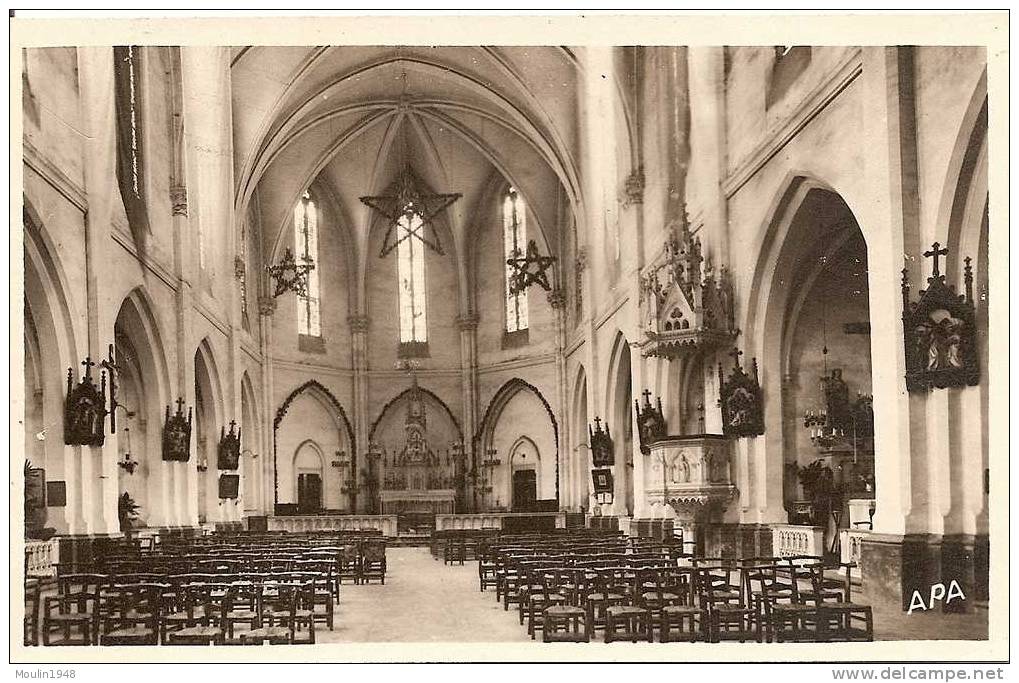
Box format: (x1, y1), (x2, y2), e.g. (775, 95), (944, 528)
(347, 315), (370, 333)
(257, 296), (277, 317)
(170, 185), (188, 217)
(456, 314), (480, 331)
(546, 288), (567, 309)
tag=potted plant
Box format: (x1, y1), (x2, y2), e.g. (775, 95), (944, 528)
(118, 491), (141, 535)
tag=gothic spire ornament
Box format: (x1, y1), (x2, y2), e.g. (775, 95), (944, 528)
(506, 239), (557, 295)
(360, 167), (461, 258)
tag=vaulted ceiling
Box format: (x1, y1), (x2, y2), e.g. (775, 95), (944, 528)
(230, 46), (584, 271)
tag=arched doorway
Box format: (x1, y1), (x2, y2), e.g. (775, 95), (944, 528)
(294, 440), (326, 513)
(607, 333), (635, 516)
(112, 289), (171, 529)
(570, 365), (589, 511)
(753, 182), (877, 550)
(194, 342), (224, 523)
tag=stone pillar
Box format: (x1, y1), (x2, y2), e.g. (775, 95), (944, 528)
(547, 290), (568, 509)
(76, 46), (121, 536)
(857, 47), (935, 610)
(348, 314), (370, 512)
(258, 296), (277, 514)
(456, 314), (479, 511)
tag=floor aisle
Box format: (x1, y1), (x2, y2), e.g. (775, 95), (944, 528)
(319, 547), (531, 643)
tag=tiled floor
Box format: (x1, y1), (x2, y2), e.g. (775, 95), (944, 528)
(318, 547), (530, 643)
(320, 547), (988, 644)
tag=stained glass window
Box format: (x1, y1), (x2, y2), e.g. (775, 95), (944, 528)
(294, 191), (321, 337)
(503, 188), (529, 332)
(397, 210), (428, 343)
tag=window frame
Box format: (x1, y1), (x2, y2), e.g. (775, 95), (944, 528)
(502, 188), (530, 339)
(294, 191), (322, 341)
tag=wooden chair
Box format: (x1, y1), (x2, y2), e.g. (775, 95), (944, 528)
(262, 582), (316, 644)
(801, 563), (873, 642)
(220, 584), (262, 639)
(42, 575), (103, 646)
(444, 536), (467, 566)
(541, 571), (589, 643)
(752, 564), (818, 642)
(660, 568), (708, 643)
(583, 568), (628, 638)
(99, 583), (163, 646)
(360, 540), (387, 584)
(24, 578), (41, 646)
(702, 564), (760, 643)
(524, 568), (569, 639)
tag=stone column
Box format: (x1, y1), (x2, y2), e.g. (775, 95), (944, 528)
(456, 314), (479, 511)
(546, 290), (568, 509)
(348, 314), (370, 512)
(76, 46), (121, 536)
(258, 296), (277, 514)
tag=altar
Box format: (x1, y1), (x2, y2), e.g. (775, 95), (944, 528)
(380, 489), (456, 515)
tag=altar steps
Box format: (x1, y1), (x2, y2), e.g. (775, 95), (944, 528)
(390, 532), (433, 547)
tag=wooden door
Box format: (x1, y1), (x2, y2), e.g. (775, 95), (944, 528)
(297, 473), (323, 513)
(512, 469), (537, 512)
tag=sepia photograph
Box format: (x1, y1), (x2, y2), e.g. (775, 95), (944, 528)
(9, 9), (1009, 670)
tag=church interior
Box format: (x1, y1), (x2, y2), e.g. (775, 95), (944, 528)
(19, 42), (991, 649)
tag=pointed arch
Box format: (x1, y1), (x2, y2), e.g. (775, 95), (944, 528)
(369, 384), (462, 443)
(273, 379), (355, 451)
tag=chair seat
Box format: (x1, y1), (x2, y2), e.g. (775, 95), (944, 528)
(226, 610), (258, 619)
(46, 612), (94, 622)
(546, 605), (586, 617)
(586, 592), (624, 602)
(105, 626), (155, 639)
(821, 601), (871, 611)
(662, 605), (703, 615)
(773, 603), (816, 613)
(172, 625), (221, 638)
(606, 605), (647, 618)
(713, 604), (753, 614)
(641, 591), (679, 602)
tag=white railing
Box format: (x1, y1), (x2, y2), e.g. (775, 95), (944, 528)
(771, 524), (826, 558)
(267, 514), (398, 537)
(25, 539), (59, 577)
(434, 512), (567, 531)
(840, 528), (868, 580)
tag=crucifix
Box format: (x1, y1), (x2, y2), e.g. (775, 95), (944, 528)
(641, 388), (653, 406)
(923, 242), (949, 278)
(593, 416), (603, 432)
(729, 347), (743, 369)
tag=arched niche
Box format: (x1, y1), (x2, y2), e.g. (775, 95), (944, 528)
(113, 288), (171, 528)
(194, 340), (225, 522)
(569, 365), (589, 511)
(750, 181), (876, 525)
(477, 380), (558, 511)
(274, 380), (354, 512)
(606, 332), (635, 515)
(23, 205), (81, 533)
(239, 372), (262, 513)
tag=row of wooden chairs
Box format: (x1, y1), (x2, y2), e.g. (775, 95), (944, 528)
(35, 576), (321, 646)
(475, 540), (873, 644)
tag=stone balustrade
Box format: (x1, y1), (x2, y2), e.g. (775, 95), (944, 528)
(25, 538), (59, 577)
(434, 512), (566, 531)
(267, 514), (398, 537)
(772, 524), (826, 558)
(840, 528), (868, 579)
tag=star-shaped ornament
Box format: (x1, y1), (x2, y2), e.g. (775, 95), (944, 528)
(360, 168), (461, 257)
(506, 239), (557, 295)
